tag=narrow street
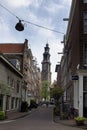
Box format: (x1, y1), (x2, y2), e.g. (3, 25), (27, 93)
(0, 106), (83, 130)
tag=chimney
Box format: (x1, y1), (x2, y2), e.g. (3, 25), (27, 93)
(24, 39), (28, 49)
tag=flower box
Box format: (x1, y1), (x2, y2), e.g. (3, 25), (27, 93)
(74, 117), (86, 126)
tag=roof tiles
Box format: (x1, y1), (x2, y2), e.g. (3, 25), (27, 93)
(0, 44), (24, 53)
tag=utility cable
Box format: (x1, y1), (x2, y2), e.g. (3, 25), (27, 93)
(0, 3), (64, 34)
(0, 3), (20, 20)
(24, 20), (64, 34)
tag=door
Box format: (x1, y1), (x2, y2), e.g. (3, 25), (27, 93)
(83, 93), (87, 117)
(0, 94), (3, 110)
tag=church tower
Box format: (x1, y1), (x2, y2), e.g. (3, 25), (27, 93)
(41, 43), (51, 83)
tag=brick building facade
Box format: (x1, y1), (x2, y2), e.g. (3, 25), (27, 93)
(56, 0), (87, 117)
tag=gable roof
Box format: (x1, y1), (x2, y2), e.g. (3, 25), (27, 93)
(0, 44), (25, 53)
(0, 54), (23, 77)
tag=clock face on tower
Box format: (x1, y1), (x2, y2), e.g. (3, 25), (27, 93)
(43, 64), (48, 71)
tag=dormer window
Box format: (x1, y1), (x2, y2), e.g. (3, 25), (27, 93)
(9, 59), (20, 71)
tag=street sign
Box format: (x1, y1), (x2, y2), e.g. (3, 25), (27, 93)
(72, 75), (79, 80)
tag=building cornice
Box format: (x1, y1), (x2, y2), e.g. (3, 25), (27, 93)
(3, 53), (23, 55)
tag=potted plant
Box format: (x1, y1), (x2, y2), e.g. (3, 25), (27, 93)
(0, 111), (6, 120)
(74, 116), (86, 126)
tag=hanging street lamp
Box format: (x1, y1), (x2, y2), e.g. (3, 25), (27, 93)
(15, 20), (24, 31)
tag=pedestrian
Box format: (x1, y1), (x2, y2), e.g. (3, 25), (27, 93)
(46, 102), (49, 107)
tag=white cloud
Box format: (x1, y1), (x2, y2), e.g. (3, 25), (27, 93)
(0, 17), (18, 43)
(44, 2), (64, 14)
(31, 0), (43, 8)
(38, 29), (54, 39)
(50, 39), (63, 64)
(0, 17), (9, 32)
(44, 0), (72, 14)
(25, 13), (55, 38)
(50, 40), (63, 82)
(2, 0), (43, 8)
(62, 0), (72, 6)
(5, 0), (32, 8)
(26, 13), (38, 23)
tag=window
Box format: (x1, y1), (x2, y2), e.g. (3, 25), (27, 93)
(17, 81), (20, 93)
(83, 77), (87, 91)
(9, 59), (20, 71)
(15, 98), (18, 108)
(7, 76), (10, 85)
(84, 0), (87, 3)
(12, 79), (15, 88)
(13, 80), (15, 88)
(83, 12), (87, 33)
(11, 79), (15, 88)
(10, 79), (12, 87)
(0, 95), (3, 110)
(11, 97), (14, 109)
(83, 43), (87, 64)
(6, 96), (10, 110)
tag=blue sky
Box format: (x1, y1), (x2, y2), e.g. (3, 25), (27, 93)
(0, 0), (72, 82)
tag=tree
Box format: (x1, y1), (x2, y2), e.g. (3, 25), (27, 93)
(51, 86), (64, 116)
(51, 87), (64, 101)
(41, 80), (50, 101)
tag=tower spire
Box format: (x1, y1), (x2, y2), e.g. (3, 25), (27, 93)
(41, 43), (51, 83)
